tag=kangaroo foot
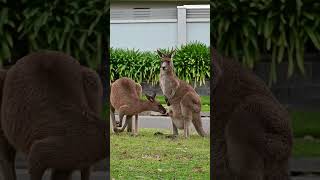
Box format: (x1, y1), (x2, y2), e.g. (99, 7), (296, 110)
(113, 127), (121, 133)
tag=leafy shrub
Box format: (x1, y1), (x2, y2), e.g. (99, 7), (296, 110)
(211, 0), (320, 85)
(110, 42), (210, 86)
(172, 42), (210, 86)
(0, 0), (109, 70)
(0, 2), (17, 63)
(110, 49), (160, 85)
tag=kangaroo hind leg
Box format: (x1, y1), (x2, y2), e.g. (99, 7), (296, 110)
(181, 105), (192, 138)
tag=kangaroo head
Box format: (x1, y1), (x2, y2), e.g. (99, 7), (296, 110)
(145, 92), (166, 114)
(157, 49), (175, 73)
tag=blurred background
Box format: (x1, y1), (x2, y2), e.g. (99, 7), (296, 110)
(211, 1), (320, 179)
(0, 0), (109, 179)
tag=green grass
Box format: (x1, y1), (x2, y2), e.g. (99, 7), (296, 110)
(110, 129), (210, 180)
(111, 108), (320, 163)
(142, 95), (210, 112)
(290, 110), (320, 138)
(293, 138), (320, 157)
(289, 110), (320, 157)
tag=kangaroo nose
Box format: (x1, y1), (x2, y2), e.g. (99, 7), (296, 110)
(161, 62), (167, 69)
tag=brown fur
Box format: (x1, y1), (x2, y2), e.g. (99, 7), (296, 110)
(0, 69), (17, 180)
(110, 77), (166, 135)
(157, 50), (206, 138)
(211, 47), (293, 180)
(0, 51), (107, 180)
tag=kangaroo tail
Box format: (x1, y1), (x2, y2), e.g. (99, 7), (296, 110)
(192, 113), (207, 137)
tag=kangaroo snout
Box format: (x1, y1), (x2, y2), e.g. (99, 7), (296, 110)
(161, 61), (168, 70)
(160, 107), (166, 114)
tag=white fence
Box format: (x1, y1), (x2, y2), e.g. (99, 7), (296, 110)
(110, 5), (210, 51)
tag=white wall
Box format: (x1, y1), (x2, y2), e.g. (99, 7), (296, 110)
(110, 4), (209, 51)
(111, 22), (177, 51)
(187, 22), (210, 45)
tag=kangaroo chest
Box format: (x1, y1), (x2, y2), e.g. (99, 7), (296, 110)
(160, 75), (178, 98)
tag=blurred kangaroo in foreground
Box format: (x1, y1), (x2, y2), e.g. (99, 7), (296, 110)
(110, 77), (166, 135)
(158, 49), (206, 138)
(0, 51), (107, 180)
(211, 47), (293, 180)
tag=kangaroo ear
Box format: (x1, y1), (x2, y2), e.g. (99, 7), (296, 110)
(157, 49), (163, 57)
(169, 49), (176, 58)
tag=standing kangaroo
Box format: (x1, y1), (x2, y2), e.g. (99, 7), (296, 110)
(211, 47), (293, 180)
(110, 77), (166, 135)
(158, 49), (206, 138)
(0, 51), (107, 180)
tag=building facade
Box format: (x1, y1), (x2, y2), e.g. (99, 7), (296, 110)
(110, 0), (209, 51)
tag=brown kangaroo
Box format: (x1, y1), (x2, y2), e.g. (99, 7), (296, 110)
(110, 77), (166, 135)
(158, 49), (206, 138)
(0, 51), (107, 180)
(211, 47), (293, 180)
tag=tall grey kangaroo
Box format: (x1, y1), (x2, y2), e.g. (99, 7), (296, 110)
(211, 47), (293, 180)
(158, 49), (206, 138)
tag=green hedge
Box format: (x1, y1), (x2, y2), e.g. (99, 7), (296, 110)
(0, 0), (109, 69)
(110, 42), (210, 86)
(211, 0), (320, 85)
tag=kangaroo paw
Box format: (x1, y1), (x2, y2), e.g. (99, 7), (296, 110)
(116, 121), (121, 127)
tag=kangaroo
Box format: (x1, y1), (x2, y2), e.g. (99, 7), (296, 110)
(211, 47), (293, 180)
(110, 77), (166, 135)
(158, 49), (206, 138)
(0, 51), (107, 180)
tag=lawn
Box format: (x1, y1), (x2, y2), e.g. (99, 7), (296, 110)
(290, 110), (320, 138)
(110, 129), (210, 180)
(290, 110), (320, 157)
(108, 110), (320, 180)
(292, 138), (320, 157)
(142, 95), (210, 112)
